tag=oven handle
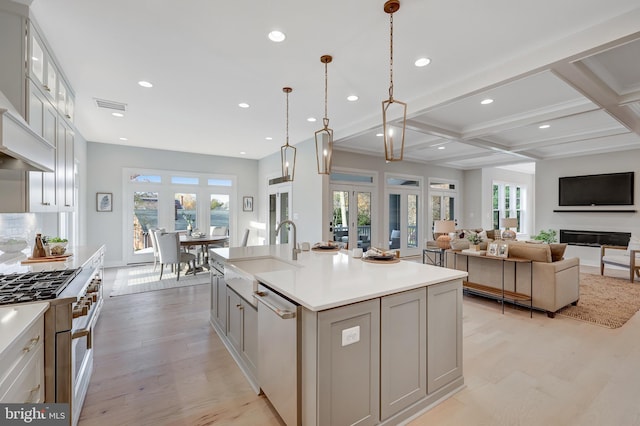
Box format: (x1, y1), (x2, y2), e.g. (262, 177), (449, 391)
(71, 303), (98, 349)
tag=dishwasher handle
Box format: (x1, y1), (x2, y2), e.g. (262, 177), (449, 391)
(254, 291), (296, 319)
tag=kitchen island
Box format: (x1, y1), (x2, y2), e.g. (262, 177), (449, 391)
(209, 245), (467, 426)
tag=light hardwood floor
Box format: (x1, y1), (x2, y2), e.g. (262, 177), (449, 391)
(79, 265), (640, 426)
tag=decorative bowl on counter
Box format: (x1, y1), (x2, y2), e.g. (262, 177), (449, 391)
(48, 241), (68, 256)
(0, 238), (28, 253)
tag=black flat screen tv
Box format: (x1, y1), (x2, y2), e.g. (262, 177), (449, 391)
(558, 172), (634, 206)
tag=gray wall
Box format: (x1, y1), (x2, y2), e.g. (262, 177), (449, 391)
(86, 142), (259, 267)
(535, 148), (640, 266)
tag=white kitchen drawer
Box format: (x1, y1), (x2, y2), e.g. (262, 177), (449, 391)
(0, 343), (44, 403)
(0, 309), (45, 395)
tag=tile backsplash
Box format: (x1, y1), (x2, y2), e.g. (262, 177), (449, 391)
(0, 213), (58, 247)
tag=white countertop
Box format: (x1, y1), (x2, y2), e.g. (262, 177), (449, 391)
(0, 245), (104, 275)
(0, 301), (49, 358)
(211, 245), (468, 311)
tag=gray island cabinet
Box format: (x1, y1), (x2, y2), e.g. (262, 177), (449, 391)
(209, 245), (467, 425)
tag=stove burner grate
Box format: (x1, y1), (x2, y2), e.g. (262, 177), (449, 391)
(0, 268), (81, 305)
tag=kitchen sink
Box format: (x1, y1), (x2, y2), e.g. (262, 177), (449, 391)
(230, 257), (300, 275)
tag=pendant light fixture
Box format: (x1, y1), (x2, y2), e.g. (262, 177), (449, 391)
(280, 87), (296, 181)
(315, 55), (334, 175)
(381, 0), (407, 162)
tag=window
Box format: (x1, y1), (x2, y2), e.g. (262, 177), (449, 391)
(492, 182), (525, 232)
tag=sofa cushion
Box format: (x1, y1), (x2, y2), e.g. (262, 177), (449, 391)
(450, 238), (469, 250)
(507, 241), (552, 262)
(549, 243), (567, 262)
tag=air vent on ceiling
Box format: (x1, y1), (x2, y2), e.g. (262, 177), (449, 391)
(94, 98), (127, 111)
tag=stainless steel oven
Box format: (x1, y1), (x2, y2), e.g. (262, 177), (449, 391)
(69, 276), (102, 426)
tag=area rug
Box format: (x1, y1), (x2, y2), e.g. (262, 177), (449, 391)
(110, 265), (209, 297)
(556, 273), (640, 329)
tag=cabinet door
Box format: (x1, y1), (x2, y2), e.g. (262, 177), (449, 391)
(318, 298), (380, 426)
(226, 289), (242, 352)
(209, 273), (217, 325)
(216, 279), (227, 332)
(380, 288), (426, 420)
(57, 118), (75, 210)
(27, 82), (57, 212)
(242, 302), (258, 374)
(427, 280), (463, 394)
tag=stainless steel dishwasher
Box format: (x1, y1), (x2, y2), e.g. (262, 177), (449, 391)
(254, 283), (301, 426)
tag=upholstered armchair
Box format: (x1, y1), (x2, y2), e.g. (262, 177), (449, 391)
(600, 244), (640, 283)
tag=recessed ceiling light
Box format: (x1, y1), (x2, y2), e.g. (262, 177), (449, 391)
(347, 95), (359, 102)
(438, 146), (445, 150)
(414, 57), (431, 67)
(238, 103), (250, 108)
(307, 117), (316, 122)
(138, 81), (153, 88)
(240, 151), (246, 155)
(268, 30), (286, 42)
(112, 112), (124, 117)
(265, 136), (273, 140)
(539, 124), (551, 129)
(376, 133), (383, 137)
(481, 98), (494, 105)
(119, 137), (128, 141)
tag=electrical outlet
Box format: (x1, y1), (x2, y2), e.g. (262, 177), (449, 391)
(341, 326), (360, 347)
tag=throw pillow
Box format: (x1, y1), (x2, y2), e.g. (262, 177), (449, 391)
(549, 243), (567, 262)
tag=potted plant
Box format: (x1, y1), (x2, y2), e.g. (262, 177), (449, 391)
(467, 233), (483, 251)
(533, 229), (557, 244)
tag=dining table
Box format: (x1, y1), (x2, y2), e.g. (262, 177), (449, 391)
(179, 234), (229, 268)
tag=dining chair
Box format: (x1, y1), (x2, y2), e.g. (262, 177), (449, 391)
(149, 228), (165, 271)
(156, 232), (196, 281)
(241, 228), (250, 247)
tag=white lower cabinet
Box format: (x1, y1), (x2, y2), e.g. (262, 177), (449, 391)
(226, 287), (258, 383)
(427, 279), (463, 393)
(317, 298), (380, 426)
(0, 305), (46, 403)
(209, 272), (227, 332)
(380, 288), (427, 420)
(306, 280), (463, 426)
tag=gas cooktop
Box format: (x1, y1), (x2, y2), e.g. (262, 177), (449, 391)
(0, 268), (81, 305)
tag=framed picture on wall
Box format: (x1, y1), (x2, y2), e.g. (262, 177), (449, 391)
(243, 196), (253, 212)
(96, 192), (113, 212)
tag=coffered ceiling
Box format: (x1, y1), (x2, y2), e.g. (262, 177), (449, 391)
(28, 0), (640, 171)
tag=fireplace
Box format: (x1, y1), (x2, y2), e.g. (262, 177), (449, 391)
(560, 229), (631, 247)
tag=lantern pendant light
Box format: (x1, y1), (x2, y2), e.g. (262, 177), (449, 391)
(381, 0), (407, 162)
(280, 87), (296, 181)
(315, 55), (334, 175)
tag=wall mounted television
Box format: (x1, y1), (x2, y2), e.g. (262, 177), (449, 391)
(558, 172), (634, 206)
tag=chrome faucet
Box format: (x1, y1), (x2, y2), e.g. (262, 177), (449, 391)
(275, 220), (301, 260)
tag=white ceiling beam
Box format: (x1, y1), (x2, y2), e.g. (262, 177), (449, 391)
(552, 61), (640, 134)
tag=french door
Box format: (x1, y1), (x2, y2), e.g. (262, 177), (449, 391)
(429, 180), (457, 238)
(331, 185), (374, 252)
(386, 175), (422, 257)
(124, 169), (235, 264)
(268, 182), (292, 245)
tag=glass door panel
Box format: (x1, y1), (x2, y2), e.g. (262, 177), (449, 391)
(268, 184), (291, 245)
(356, 192), (372, 251)
(210, 194), (229, 229)
(175, 193), (197, 231)
(133, 191), (158, 254)
(407, 194), (418, 248)
(280, 192), (289, 244)
(332, 190), (349, 246)
(388, 192), (420, 255)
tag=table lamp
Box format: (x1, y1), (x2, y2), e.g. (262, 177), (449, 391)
(501, 217), (518, 240)
(434, 220), (456, 249)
